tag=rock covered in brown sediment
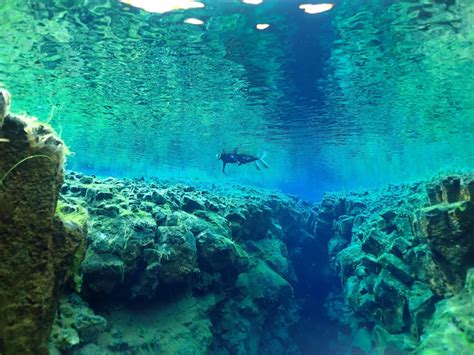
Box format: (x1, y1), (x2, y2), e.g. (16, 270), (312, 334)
(0, 89), (86, 355)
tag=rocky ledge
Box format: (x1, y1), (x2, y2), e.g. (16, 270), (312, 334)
(51, 171), (315, 354)
(50, 171), (474, 354)
(321, 174), (474, 354)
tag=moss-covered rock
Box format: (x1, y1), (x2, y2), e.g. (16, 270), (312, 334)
(196, 230), (249, 274)
(49, 294), (106, 352)
(0, 90), (86, 355)
(324, 174), (474, 353)
(415, 268), (474, 354)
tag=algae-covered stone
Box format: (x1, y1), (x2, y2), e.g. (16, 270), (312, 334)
(81, 251), (125, 294)
(371, 325), (418, 354)
(49, 294), (106, 351)
(336, 215), (354, 239)
(377, 252), (414, 285)
(0, 90), (85, 355)
(237, 261), (293, 304)
(247, 238), (290, 277)
(352, 327), (372, 354)
(416, 200), (474, 292)
(415, 269), (474, 354)
(182, 194), (206, 212)
(196, 230), (249, 274)
(226, 202), (273, 240)
(373, 269), (408, 333)
(156, 225), (198, 283)
(408, 281), (436, 335)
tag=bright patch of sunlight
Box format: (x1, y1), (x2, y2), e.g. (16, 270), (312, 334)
(184, 18), (204, 25)
(242, 0), (263, 5)
(299, 3), (334, 14)
(119, 0), (205, 14)
(256, 24), (270, 30)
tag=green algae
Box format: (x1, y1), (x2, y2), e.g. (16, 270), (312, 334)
(416, 269), (474, 354)
(56, 200), (88, 229)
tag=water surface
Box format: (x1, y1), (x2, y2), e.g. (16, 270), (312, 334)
(1, 0), (473, 199)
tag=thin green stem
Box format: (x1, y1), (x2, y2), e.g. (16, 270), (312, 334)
(0, 155), (55, 187)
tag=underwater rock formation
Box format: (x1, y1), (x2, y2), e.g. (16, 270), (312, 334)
(53, 173), (312, 354)
(50, 171), (474, 354)
(415, 267), (474, 354)
(321, 174), (474, 354)
(0, 90), (86, 355)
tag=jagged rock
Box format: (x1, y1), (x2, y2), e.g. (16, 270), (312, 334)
(374, 270), (408, 333)
(151, 207), (168, 225)
(156, 225), (198, 283)
(53, 170), (474, 353)
(371, 325), (418, 354)
(416, 268), (474, 354)
(81, 251), (125, 294)
(361, 229), (390, 256)
(336, 244), (365, 280)
(50, 327), (80, 351)
(132, 265), (160, 299)
(182, 194), (206, 212)
(196, 231), (249, 274)
(50, 295), (107, 351)
(328, 235), (349, 265)
(416, 201), (474, 292)
(79, 176), (94, 184)
(408, 282), (436, 335)
(247, 238), (290, 277)
(236, 261), (293, 304)
(96, 190), (114, 201)
(377, 253), (414, 285)
(352, 327), (372, 353)
(335, 215), (354, 240)
(226, 202), (273, 240)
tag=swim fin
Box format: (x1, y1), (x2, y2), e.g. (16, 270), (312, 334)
(258, 152), (269, 168)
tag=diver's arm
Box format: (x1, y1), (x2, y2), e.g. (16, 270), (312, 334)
(222, 162), (226, 173)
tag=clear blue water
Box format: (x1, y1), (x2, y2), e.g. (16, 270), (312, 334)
(1, 0), (473, 200)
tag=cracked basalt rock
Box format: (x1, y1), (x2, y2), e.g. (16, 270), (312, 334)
(323, 174), (474, 353)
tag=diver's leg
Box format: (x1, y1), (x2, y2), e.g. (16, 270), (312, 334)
(222, 162), (226, 173)
(259, 158), (269, 168)
(255, 161), (261, 171)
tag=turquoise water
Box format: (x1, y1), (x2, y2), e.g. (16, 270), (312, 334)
(1, 0), (473, 199)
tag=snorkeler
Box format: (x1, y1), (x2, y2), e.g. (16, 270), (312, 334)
(216, 149), (269, 173)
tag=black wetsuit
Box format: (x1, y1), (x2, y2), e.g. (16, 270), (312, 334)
(219, 152), (259, 172)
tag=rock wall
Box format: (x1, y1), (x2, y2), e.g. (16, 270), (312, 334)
(51, 170), (474, 354)
(0, 90), (86, 355)
(52, 173), (317, 354)
(320, 174), (474, 353)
